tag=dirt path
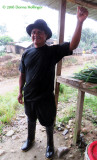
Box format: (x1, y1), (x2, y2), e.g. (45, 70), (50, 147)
(0, 77), (19, 95)
(0, 64), (83, 95)
(0, 108), (84, 160)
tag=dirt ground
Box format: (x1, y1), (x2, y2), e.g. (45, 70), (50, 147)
(0, 54), (97, 160)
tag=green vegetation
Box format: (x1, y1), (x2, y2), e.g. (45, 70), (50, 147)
(0, 52), (6, 56)
(68, 28), (97, 50)
(57, 84), (77, 124)
(84, 95), (97, 115)
(0, 87), (23, 135)
(59, 84), (77, 103)
(0, 25), (7, 35)
(0, 36), (14, 46)
(72, 66), (97, 84)
(19, 35), (31, 42)
(63, 57), (78, 66)
(58, 84), (97, 125)
(57, 105), (75, 124)
(79, 28), (97, 50)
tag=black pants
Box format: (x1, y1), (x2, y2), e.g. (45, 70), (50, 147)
(24, 93), (56, 127)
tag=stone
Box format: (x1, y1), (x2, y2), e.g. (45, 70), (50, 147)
(69, 128), (72, 132)
(64, 137), (68, 140)
(58, 127), (64, 131)
(68, 154), (74, 158)
(81, 128), (88, 134)
(68, 120), (74, 126)
(12, 135), (20, 140)
(62, 129), (68, 136)
(6, 130), (14, 137)
(69, 135), (73, 138)
(41, 127), (46, 132)
(66, 125), (70, 129)
(57, 147), (70, 158)
(0, 149), (5, 156)
(80, 133), (84, 137)
(19, 114), (25, 118)
(10, 150), (16, 153)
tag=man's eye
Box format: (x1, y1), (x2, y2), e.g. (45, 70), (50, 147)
(32, 32), (35, 34)
(38, 32), (42, 35)
(31, 31), (43, 35)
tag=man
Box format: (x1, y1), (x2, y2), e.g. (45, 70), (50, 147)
(18, 6), (88, 160)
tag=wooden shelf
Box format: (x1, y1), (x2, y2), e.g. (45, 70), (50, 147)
(57, 75), (97, 96)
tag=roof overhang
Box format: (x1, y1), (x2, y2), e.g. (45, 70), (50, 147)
(22, 0), (97, 21)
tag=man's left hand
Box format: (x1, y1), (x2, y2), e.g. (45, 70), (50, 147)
(77, 6), (88, 23)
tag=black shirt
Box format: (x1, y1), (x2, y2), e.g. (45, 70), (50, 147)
(19, 43), (72, 101)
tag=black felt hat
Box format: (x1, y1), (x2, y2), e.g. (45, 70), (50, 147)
(26, 19), (52, 40)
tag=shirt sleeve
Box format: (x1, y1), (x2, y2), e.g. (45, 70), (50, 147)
(19, 53), (25, 73)
(53, 42), (73, 64)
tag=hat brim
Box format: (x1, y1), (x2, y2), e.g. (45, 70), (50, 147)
(26, 23), (52, 40)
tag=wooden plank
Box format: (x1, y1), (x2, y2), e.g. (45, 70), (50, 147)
(57, 76), (83, 88)
(55, 0), (66, 106)
(67, 0), (97, 9)
(73, 90), (85, 144)
(57, 76), (97, 96)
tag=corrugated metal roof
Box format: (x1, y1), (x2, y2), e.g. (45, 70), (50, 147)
(22, 0), (97, 21)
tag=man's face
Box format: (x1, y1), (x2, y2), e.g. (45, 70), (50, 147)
(31, 28), (47, 48)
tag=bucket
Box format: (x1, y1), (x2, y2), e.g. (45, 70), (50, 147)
(84, 141), (97, 160)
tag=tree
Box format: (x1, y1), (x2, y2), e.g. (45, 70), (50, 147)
(0, 25), (7, 35)
(0, 36), (14, 46)
(79, 28), (97, 50)
(19, 35), (31, 42)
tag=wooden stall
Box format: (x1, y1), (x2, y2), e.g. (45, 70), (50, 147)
(22, 0), (97, 144)
(57, 75), (97, 144)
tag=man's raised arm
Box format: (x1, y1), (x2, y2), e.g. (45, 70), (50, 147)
(70, 6), (88, 51)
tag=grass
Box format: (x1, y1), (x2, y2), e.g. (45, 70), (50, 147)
(57, 84), (77, 124)
(0, 51), (6, 56)
(84, 94), (97, 115)
(59, 84), (77, 102)
(57, 105), (76, 124)
(58, 84), (97, 125)
(0, 87), (23, 135)
(62, 56), (78, 66)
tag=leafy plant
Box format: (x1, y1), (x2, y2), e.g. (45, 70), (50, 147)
(72, 66), (97, 84)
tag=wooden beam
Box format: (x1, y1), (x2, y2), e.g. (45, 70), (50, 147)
(67, 0), (97, 9)
(73, 90), (85, 144)
(57, 0), (66, 76)
(55, 0), (66, 106)
(57, 76), (97, 96)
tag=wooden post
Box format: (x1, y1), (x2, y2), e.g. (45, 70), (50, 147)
(73, 89), (85, 144)
(55, 0), (66, 106)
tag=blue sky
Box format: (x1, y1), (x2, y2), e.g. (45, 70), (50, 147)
(0, 0), (97, 41)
